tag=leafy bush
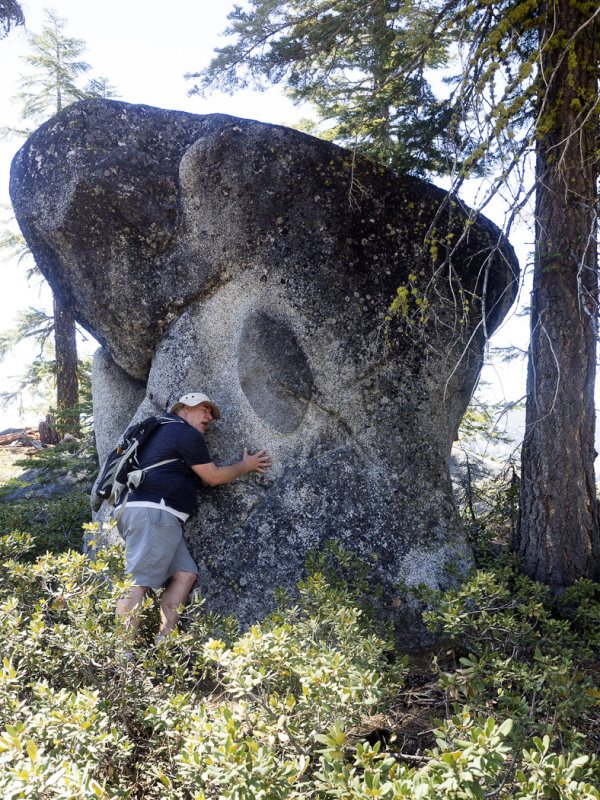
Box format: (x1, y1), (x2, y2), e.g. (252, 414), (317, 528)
(0, 520), (598, 798)
(0, 493), (90, 556)
(423, 559), (600, 766)
(0, 433), (96, 556)
(170, 572), (405, 799)
(314, 712), (599, 799)
(0, 527), (405, 799)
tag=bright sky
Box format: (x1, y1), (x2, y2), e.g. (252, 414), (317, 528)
(0, 0), (529, 435)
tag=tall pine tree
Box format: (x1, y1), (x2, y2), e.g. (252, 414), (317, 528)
(4, 8), (117, 430)
(515, 0), (600, 588)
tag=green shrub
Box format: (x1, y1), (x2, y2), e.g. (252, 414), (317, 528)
(0, 494), (90, 556)
(165, 571), (407, 799)
(556, 579), (600, 656)
(0, 522), (599, 798)
(423, 561), (600, 768)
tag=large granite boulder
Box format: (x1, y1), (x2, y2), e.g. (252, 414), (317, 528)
(10, 99), (519, 643)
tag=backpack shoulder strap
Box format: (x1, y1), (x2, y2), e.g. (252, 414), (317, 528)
(130, 415), (186, 474)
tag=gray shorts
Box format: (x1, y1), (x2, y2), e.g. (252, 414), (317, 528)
(115, 506), (198, 588)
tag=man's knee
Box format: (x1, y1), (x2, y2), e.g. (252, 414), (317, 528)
(170, 570), (198, 590)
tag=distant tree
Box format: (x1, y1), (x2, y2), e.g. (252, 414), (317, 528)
(0, 322), (56, 415)
(3, 8), (117, 431)
(0, 308), (54, 360)
(0, 210), (30, 271)
(15, 9), (90, 120)
(83, 76), (118, 98)
(0, 0), (24, 40)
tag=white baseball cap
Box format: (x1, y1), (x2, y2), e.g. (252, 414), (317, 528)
(169, 392), (221, 419)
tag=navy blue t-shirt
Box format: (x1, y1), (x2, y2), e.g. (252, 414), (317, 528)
(127, 414), (212, 515)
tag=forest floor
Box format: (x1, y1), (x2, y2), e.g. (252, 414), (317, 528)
(0, 431), (41, 481)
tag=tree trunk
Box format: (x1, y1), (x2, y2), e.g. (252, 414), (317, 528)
(515, 1), (600, 589)
(53, 292), (79, 433)
(39, 413), (60, 445)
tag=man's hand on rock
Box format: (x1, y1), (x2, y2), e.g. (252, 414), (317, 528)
(243, 448), (272, 474)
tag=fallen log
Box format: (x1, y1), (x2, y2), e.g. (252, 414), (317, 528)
(0, 428), (42, 448)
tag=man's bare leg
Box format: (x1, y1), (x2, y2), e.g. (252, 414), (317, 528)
(116, 585), (148, 648)
(158, 570), (197, 639)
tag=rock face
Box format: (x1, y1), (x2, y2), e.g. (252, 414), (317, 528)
(10, 99), (519, 643)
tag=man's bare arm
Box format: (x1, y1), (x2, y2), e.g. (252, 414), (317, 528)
(192, 448), (271, 487)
